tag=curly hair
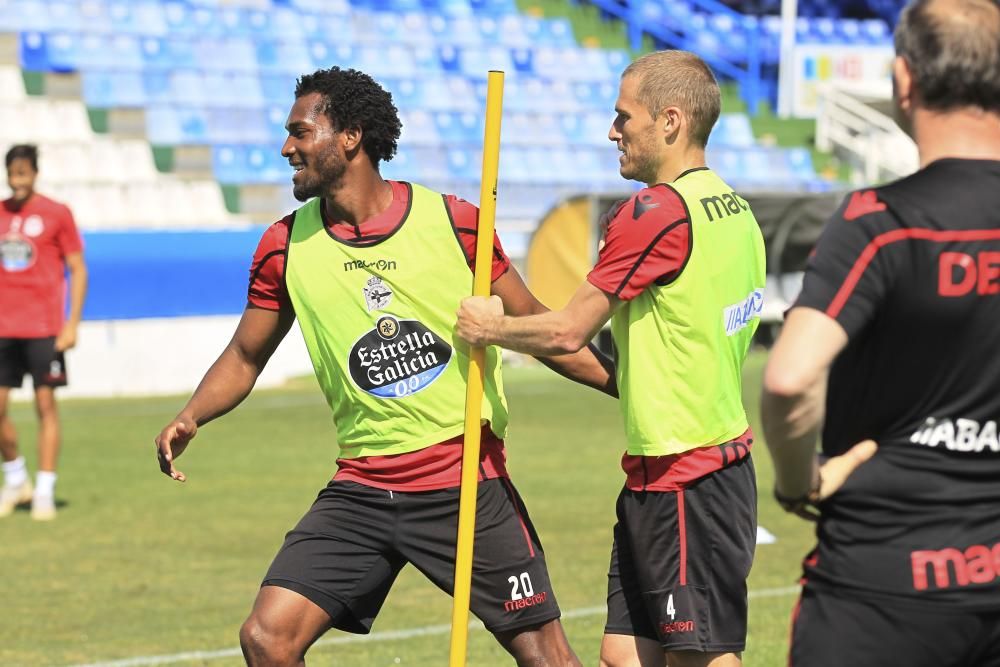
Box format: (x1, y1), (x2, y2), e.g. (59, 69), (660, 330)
(295, 67), (401, 165)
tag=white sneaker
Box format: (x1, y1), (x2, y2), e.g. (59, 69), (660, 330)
(0, 479), (33, 517)
(30, 493), (56, 521)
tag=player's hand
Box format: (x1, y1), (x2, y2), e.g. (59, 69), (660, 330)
(456, 295), (504, 347)
(54, 323), (78, 352)
(817, 439), (877, 501)
(154, 416), (198, 482)
(598, 199), (627, 251)
(776, 440), (878, 521)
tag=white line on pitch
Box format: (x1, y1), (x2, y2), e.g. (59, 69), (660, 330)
(67, 585), (800, 667)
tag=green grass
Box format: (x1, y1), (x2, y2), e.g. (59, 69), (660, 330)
(1, 350), (814, 666)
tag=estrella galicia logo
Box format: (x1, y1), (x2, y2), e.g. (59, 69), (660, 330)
(349, 316), (453, 398)
(0, 235), (35, 272)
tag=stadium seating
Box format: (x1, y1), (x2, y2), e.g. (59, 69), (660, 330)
(1, 0), (833, 246)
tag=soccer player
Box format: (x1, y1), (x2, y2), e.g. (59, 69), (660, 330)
(153, 67), (615, 666)
(761, 1), (1000, 665)
(457, 50), (765, 667)
(0, 144), (88, 521)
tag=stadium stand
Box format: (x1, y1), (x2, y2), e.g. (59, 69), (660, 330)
(3, 0), (834, 238)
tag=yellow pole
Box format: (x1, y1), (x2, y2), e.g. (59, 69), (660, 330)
(449, 69), (504, 667)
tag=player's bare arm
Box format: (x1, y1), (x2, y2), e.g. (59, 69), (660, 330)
(155, 304), (295, 482)
(55, 251), (87, 352)
(490, 267), (618, 397)
(458, 280), (618, 357)
(761, 307), (877, 518)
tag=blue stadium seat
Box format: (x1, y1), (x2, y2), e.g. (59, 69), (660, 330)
(426, 15), (483, 46)
(193, 37), (258, 72)
(141, 37), (197, 70)
(433, 111), (482, 144)
(467, 0), (516, 15)
(260, 74), (297, 105)
(861, 18), (891, 43)
(146, 106), (209, 144)
(203, 71), (265, 108)
(458, 46), (514, 78)
(19, 31), (52, 71)
(265, 105), (290, 140)
(46, 1), (82, 32)
(560, 111), (612, 147)
(257, 40), (313, 75)
(426, 0), (473, 18)
(445, 146), (480, 181)
(399, 109), (441, 146)
(83, 71), (147, 107)
(212, 144), (251, 183)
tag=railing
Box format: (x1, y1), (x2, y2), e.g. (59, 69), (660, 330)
(583, 0), (763, 113)
(815, 81), (917, 184)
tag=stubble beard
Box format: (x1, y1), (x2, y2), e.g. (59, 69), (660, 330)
(292, 146), (346, 202)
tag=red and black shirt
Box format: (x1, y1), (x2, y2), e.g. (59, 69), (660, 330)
(794, 159), (1000, 606)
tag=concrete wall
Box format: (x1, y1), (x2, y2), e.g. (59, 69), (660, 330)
(10, 316), (314, 401)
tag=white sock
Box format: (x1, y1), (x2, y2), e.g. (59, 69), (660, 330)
(35, 471), (56, 497)
(2, 457), (27, 488)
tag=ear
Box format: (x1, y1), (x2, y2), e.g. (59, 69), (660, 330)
(341, 126), (363, 153)
(660, 106), (683, 140)
(892, 56), (913, 113)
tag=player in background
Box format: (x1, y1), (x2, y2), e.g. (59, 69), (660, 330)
(761, 1), (1000, 664)
(153, 67), (616, 666)
(457, 50), (765, 667)
(0, 144), (88, 521)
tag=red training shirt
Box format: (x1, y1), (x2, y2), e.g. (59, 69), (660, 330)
(0, 193), (83, 339)
(248, 180), (512, 491)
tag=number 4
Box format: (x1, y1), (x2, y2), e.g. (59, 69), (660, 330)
(666, 594), (676, 620)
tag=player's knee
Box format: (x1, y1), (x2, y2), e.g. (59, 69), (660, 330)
(497, 620), (581, 667)
(239, 615), (303, 666)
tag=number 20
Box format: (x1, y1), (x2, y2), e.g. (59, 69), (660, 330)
(508, 572), (534, 600)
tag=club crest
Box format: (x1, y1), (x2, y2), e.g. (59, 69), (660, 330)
(363, 275), (393, 312)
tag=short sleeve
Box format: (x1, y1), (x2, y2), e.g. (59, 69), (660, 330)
(587, 185), (691, 300)
(55, 203), (83, 256)
(445, 195), (511, 282)
(248, 215), (293, 311)
(793, 190), (894, 338)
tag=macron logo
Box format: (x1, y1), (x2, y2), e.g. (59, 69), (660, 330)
(723, 289), (764, 336)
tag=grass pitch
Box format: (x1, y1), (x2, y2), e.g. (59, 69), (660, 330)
(1, 350), (814, 666)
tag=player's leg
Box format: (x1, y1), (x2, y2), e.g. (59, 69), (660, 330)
(24, 338), (67, 519)
(0, 386), (18, 462)
(599, 633), (665, 666)
(603, 458), (757, 667)
(244, 480), (405, 662)
(398, 478), (579, 666)
(600, 493), (666, 667)
(493, 618), (579, 666)
(240, 586), (332, 666)
(0, 340), (32, 517)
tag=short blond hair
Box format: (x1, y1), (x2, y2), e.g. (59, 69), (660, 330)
(622, 50), (721, 148)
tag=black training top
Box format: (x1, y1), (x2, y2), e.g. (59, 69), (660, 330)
(793, 158), (1000, 608)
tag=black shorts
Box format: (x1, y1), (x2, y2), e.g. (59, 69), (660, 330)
(0, 337), (67, 389)
(791, 585), (1000, 667)
(604, 455), (756, 652)
(262, 478), (561, 635)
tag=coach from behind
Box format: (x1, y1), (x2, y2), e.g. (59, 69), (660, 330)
(762, 1), (1000, 665)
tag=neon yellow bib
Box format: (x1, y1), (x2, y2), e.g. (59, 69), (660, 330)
(285, 183), (508, 459)
(611, 169), (766, 456)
